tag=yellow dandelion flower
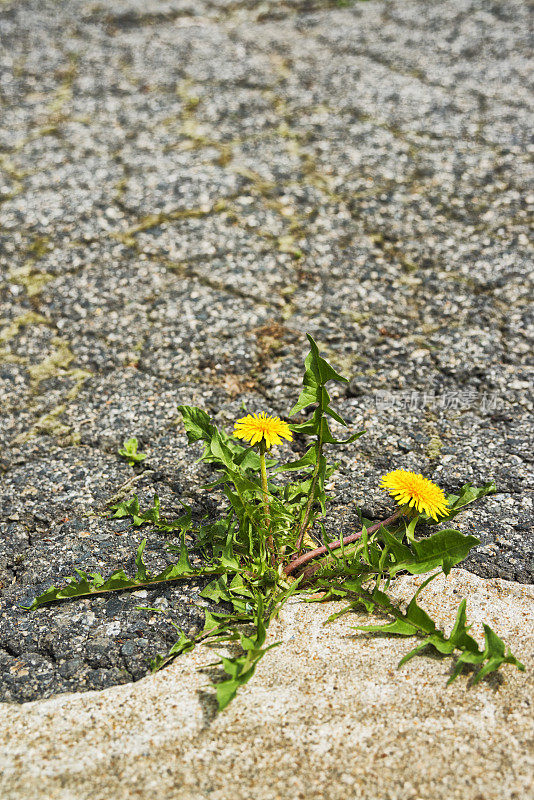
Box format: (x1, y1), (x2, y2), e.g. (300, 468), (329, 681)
(380, 469), (449, 521)
(233, 412), (293, 450)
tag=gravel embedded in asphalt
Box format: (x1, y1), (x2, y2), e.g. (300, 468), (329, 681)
(0, 0), (532, 702)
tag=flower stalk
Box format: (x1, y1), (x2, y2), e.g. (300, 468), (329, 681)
(259, 438), (277, 563)
(259, 439), (270, 521)
(233, 412), (293, 565)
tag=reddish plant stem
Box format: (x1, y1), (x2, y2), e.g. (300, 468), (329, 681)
(283, 508), (404, 577)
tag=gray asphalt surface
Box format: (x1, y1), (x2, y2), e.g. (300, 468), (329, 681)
(0, 0), (532, 702)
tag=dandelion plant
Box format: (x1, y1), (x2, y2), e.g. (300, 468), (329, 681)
(26, 334), (525, 709)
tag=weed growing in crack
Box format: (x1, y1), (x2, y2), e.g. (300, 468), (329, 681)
(27, 335), (525, 709)
(118, 437), (147, 467)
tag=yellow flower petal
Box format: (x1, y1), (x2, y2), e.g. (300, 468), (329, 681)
(380, 469), (449, 520)
(233, 412), (293, 450)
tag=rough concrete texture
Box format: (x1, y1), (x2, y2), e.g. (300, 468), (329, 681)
(1, 0), (533, 702)
(0, 569), (532, 800)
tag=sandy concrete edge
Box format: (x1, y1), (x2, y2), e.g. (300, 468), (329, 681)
(0, 569), (532, 800)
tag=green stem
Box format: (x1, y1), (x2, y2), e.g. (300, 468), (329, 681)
(295, 412), (324, 551)
(259, 440), (270, 520)
(259, 440), (275, 562)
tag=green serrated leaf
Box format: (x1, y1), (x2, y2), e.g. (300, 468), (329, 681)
(177, 405), (214, 443)
(216, 677), (241, 710)
(404, 594), (438, 634)
(178, 405), (267, 477)
(358, 619), (418, 636)
(25, 550), (224, 610)
(111, 495), (140, 520)
(389, 529), (479, 576)
(273, 446), (317, 474)
(203, 610), (222, 635)
(200, 575), (230, 603)
(289, 335), (348, 416)
(305, 334), (348, 386)
(221, 532), (241, 570)
(168, 630), (196, 657)
(118, 437), (147, 466)
(354, 581), (525, 686)
(177, 534), (194, 574)
(110, 494), (162, 528)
